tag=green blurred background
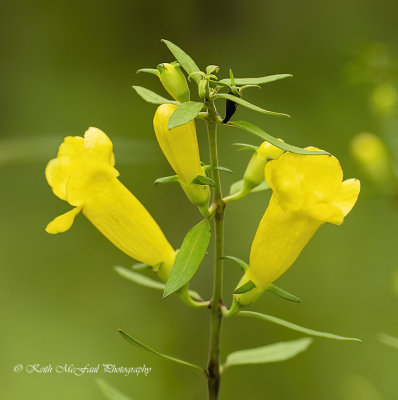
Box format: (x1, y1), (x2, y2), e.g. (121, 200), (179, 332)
(1, 0), (398, 399)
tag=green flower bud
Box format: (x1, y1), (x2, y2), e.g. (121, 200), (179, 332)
(371, 83), (397, 118)
(242, 140), (285, 192)
(198, 79), (208, 99)
(157, 63), (190, 103)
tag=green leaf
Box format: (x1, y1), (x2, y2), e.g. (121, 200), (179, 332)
(229, 179), (270, 195)
(209, 79), (231, 89)
(252, 181), (270, 193)
(131, 263), (151, 271)
(168, 101), (204, 129)
(239, 311), (361, 341)
(114, 266), (165, 291)
(203, 165), (233, 174)
(192, 175), (216, 187)
(137, 68), (160, 77)
(161, 39), (202, 83)
(96, 378), (132, 400)
(223, 255), (248, 271)
(132, 86), (179, 105)
(115, 266), (202, 301)
(163, 219), (211, 298)
(118, 330), (203, 372)
(223, 338), (312, 369)
(233, 142), (259, 152)
(154, 175), (179, 185)
(228, 121), (329, 155)
(378, 333), (398, 349)
(267, 284), (300, 303)
(234, 280), (256, 294)
(215, 93), (289, 118)
(220, 74), (292, 86)
(229, 179), (244, 195)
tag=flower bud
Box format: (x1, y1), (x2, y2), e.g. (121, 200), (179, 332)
(243, 140), (285, 190)
(371, 83), (397, 118)
(351, 132), (394, 191)
(153, 104), (210, 213)
(198, 79), (208, 99)
(157, 63), (190, 103)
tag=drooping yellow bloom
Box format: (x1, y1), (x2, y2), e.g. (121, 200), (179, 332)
(45, 127), (176, 281)
(235, 149), (360, 306)
(153, 104), (210, 214)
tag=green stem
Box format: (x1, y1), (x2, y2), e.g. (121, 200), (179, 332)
(206, 100), (225, 400)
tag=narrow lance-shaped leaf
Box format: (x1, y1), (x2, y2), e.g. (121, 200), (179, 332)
(119, 330), (203, 373)
(223, 338), (313, 369)
(115, 266), (165, 290)
(137, 68), (160, 77)
(267, 284), (300, 303)
(228, 121), (329, 155)
(239, 311), (361, 341)
(96, 378), (132, 400)
(168, 101), (204, 129)
(192, 175), (216, 187)
(163, 219), (211, 298)
(229, 179), (270, 196)
(215, 93), (290, 118)
(220, 74), (293, 86)
(234, 280), (256, 294)
(203, 165), (234, 174)
(378, 333), (398, 350)
(132, 86), (179, 105)
(114, 266), (202, 301)
(161, 39), (202, 83)
(233, 142), (259, 152)
(223, 255), (248, 271)
(154, 175), (180, 185)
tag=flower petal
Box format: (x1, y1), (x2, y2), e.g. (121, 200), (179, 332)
(45, 207), (82, 234)
(333, 178), (361, 219)
(84, 127), (115, 166)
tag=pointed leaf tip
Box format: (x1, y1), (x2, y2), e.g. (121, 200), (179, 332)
(239, 311), (361, 342)
(118, 329), (203, 372)
(223, 337), (313, 368)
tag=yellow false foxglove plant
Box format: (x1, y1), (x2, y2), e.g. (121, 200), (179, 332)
(153, 103), (210, 215)
(234, 149), (360, 306)
(45, 127), (176, 282)
(46, 40), (363, 400)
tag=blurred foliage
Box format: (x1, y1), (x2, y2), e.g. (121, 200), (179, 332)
(1, 0), (398, 399)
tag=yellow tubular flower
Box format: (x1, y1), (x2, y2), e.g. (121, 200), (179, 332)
(45, 127), (176, 282)
(153, 104), (210, 214)
(235, 149), (360, 306)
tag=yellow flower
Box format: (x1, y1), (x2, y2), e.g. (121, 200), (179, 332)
(235, 149), (360, 305)
(351, 132), (394, 191)
(45, 127), (176, 281)
(157, 63), (190, 103)
(153, 104), (210, 214)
